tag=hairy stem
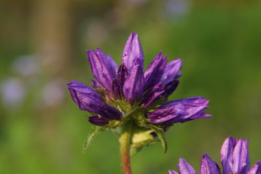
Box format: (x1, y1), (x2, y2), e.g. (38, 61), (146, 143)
(119, 121), (133, 174)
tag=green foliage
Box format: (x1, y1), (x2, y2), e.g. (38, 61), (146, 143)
(148, 125), (168, 153)
(82, 126), (104, 153)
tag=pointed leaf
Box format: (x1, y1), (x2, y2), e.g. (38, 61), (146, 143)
(149, 125), (167, 153)
(82, 126), (104, 153)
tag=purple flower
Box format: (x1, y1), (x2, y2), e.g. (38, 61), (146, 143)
(68, 32), (211, 152)
(169, 137), (261, 174)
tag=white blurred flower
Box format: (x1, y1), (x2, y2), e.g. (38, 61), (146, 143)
(42, 79), (65, 107)
(164, 0), (190, 17)
(0, 78), (26, 108)
(11, 55), (39, 77)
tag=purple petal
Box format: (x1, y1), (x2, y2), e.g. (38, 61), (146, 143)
(141, 83), (165, 108)
(112, 79), (122, 100)
(147, 107), (175, 118)
(123, 64), (144, 104)
(97, 104), (122, 120)
(245, 138), (251, 171)
(117, 64), (128, 86)
(199, 154), (220, 174)
(148, 108), (177, 124)
(163, 80), (179, 97)
(91, 79), (103, 89)
(97, 48), (117, 79)
(169, 113), (211, 124)
(232, 138), (249, 174)
(247, 161), (261, 174)
(190, 112), (212, 120)
(86, 49), (116, 91)
(122, 33), (144, 72)
(148, 97), (211, 124)
(176, 72), (182, 78)
(178, 158), (196, 174)
(163, 97), (209, 108)
(245, 139), (249, 148)
(134, 57), (142, 66)
(122, 33), (134, 59)
(107, 55), (118, 72)
(160, 97), (211, 124)
(67, 80), (122, 120)
(88, 116), (109, 126)
(233, 138), (239, 148)
(167, 100), (209, 116)
(169, 170), (179, 174)
(67, 80), (103, 113)
(143, 52), (167, 91)
(68, 80), (101, 99)
(161, 58), (182, 85)
(143, 90), (165, 108)
(86, 50), (99, 81)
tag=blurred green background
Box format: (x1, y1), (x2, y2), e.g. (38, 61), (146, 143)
(1, 0), (261, 173)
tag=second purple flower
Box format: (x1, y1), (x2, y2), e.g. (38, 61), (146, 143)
(169, 136), (261, 174)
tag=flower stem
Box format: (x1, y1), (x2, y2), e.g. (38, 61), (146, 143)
(119, 121), (133, 174)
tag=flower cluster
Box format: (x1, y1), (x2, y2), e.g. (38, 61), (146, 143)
(169, 136), (261, 174)
(67, 33), (211, 151)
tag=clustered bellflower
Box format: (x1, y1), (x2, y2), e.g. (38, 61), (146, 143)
(67, 33), (211, 153)
(169, 136), (261, 174)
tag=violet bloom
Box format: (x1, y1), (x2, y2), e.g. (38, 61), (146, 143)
(68, 33), (211, 152)
(169, 137), (261, 174)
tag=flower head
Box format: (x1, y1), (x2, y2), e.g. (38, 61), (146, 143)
(169, 137), (261, 174)
(68, 33), (211, 152)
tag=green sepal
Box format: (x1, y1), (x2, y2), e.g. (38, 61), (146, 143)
(111, 126), (123, 137)
(130, 129), (158, 148)
(130, 147), (143, 157)
(131, 139), (160, 149)
(82, 126), (104, 153)
(149, 125), (167, 153)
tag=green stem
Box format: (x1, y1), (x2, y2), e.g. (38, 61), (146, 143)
(119, 121), (133, 174)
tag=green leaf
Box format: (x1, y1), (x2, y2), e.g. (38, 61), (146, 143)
(131, 129), (154, 144)
(130, 129), (159, 149)
(130, 147), (143, 157)
(149, 125), (167, 153)
(82, 126), (103, 153)
(131, 139), (160, 149)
